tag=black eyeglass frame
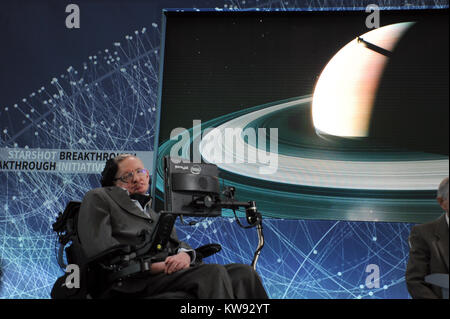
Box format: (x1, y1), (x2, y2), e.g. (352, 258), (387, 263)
(113, 168), (149, 184)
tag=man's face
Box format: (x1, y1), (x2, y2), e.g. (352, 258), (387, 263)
(114, 157), (150, 195)
(437, 195), (449, 216)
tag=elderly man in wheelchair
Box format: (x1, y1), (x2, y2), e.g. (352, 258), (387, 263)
(51, 154), (268, 299)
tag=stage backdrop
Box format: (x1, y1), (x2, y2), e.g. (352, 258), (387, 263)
(0, 0), (448, 299)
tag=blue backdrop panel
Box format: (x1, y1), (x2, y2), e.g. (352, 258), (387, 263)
(176, 217), (413, 299)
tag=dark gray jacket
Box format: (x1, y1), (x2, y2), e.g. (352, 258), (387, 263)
(406, 214), (449, 299)
(77, 186), (192, 260)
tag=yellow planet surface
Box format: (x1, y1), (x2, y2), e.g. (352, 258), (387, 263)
(312, 22), (415, 138)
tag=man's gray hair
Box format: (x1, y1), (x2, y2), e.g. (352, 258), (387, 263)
(437, 176), (449, 200)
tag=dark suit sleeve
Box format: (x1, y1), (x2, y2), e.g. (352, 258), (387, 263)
(78, 189), (121, 259)
(169, 226), (196, 263)
(405, 225), (440, 299)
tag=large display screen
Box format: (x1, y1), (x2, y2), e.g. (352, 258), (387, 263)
(155, 9), (448, 223)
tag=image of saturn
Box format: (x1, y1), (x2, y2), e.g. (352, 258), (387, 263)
(154, 10), (449, 223)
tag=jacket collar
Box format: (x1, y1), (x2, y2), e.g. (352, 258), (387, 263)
(104, 186), (152, 220)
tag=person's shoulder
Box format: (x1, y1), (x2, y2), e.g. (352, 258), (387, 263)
(84, 186), (107, 197)
(83, 186), (129, 201)
(411, 214), (446, 233)
(82, 186), (112, 202)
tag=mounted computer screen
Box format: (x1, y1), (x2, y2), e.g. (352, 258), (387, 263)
(163, 156), (221, 217)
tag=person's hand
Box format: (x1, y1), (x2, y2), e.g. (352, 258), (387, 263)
(150, 261), (166, 274)
(164, 252), (191, 274)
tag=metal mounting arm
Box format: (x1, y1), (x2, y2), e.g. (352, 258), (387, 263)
(195, 193), (264, 270)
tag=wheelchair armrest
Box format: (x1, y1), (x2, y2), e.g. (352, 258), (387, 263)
(195, 243), (221, 263)
(86, 244), (133, 266)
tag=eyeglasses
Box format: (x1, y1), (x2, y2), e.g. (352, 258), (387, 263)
(114, 168), (149, 183)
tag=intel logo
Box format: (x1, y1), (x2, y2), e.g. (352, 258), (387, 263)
(190, 165), (201, 175)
